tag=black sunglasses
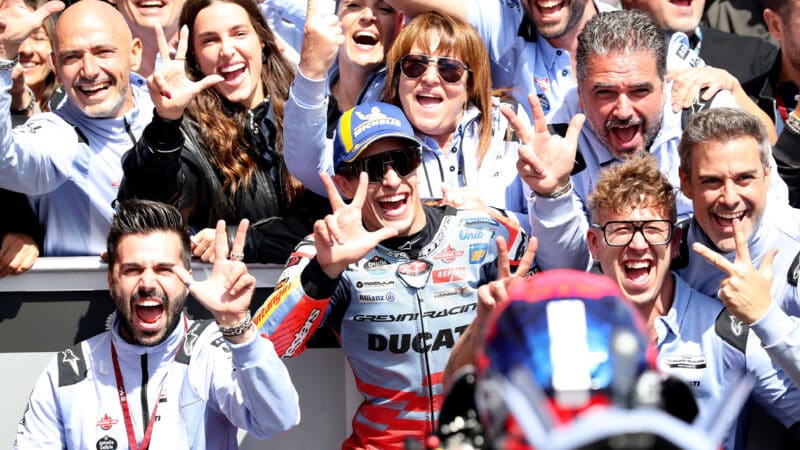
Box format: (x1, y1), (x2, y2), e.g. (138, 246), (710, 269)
(399, 54), (470, 84)
(341, 146), (422, 183)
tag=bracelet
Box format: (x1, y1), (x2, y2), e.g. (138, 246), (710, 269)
(10, 86), (35, 115)
(0, 54), (19, 72)
(785, 111), (800, 136)
(533, 179), (572, 199)
(218, 310), (253, 337)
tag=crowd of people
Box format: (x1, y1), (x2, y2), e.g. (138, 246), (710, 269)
(3, 0), (800, 448)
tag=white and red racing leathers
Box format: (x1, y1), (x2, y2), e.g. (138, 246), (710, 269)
(253, 205), (527, 449)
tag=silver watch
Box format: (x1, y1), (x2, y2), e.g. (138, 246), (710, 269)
(0, 54), (19, 72)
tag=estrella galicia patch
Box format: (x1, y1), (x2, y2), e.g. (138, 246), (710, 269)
(96, 435), (118, 450)
(788, 249), (800, 286)
(714, 309), (748, 354)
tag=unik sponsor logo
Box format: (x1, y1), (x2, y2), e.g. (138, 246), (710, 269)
(432, 267), (466, 283)
(459, 229), (485, 240)
(469, 243), (488, 264)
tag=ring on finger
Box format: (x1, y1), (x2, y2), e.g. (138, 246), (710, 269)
(229, 251), (245, 262)
(184, 278), (195, 289)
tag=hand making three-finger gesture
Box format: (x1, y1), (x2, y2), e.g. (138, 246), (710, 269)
(172, 219), (256, 343)
(692, 218), (778, 324)
(147, 24), (224, 120)
(0, 0), (63, 59)
(503, 93), (585, 196)
(314, 172), (399, 279)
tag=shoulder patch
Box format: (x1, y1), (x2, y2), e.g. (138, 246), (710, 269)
(176, 319), (217, 364)
(788, 249), (800, 287)
(57, 343), (88, 387)
(714, 309), (749, 354)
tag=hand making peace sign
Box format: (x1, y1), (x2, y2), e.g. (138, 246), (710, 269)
(503, 93), (585, 196)
(147, 24), (224, 120)
(692, 217), (778, 324)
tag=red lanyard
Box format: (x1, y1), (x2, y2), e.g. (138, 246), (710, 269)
(110, 317), (187, 450)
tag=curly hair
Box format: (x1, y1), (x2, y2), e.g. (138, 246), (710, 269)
(180, 0), (303, 205)
(589, 154), (677, 223)
(382, 11), (495, 167)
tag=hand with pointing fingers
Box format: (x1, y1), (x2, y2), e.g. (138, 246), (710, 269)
(172, 219), (256, 343)
(692, 217), (777, 324)
(314, 172), (399, 279)
(0, 0), (64, 59)
(503, 93), (585, 196)
(147, 24), (224, 120)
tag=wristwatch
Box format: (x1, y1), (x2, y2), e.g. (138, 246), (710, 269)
(785, 111), (800, 135)
(0, 54), (19, 72)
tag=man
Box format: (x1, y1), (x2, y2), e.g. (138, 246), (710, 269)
(383, 0), (615, 118)
(507, 10), (786, 271)
(254, 101), (527, 448)
(13, 199), (300, 448)
(0, 0), (154, 256)
(622, 0), (777, 83)
(676, 108), (800, 326)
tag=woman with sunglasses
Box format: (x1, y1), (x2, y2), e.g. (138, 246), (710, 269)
(119, 0), (328, 264)
(381, 11), (529, 228)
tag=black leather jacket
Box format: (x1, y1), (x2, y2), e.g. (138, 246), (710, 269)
(118, 101), (329, 264)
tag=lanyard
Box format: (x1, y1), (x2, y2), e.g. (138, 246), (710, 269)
(110, 317), (187, 450)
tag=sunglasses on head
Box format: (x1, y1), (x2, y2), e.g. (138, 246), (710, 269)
(341, 146), (422, 183)
(399, 54), (470, 84)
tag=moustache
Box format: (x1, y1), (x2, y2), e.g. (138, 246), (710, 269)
(604, 118), (643, 129)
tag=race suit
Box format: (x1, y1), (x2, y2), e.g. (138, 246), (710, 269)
(253, 205), (527, 449)
(13, 312), (300, 449)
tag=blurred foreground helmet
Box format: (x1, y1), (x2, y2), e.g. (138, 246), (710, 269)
(427, 270), (752, 450)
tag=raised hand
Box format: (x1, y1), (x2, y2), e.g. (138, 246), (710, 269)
(667, 66), (739, 112)
(298, 0), (343, 80)
(440, 184), (486, 211)
(147, 24), (224, 120)
(172, 219), (256, 341)
(503, 93), (585, 196)
(0, 0), (63, 58)
(191, 228), (218, 263)
(692, 218), (777, 324)
(475, 235), (538, 328)
(314, 172), (398, 278)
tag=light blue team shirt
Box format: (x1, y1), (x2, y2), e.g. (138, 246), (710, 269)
(465, 0), (616, 119)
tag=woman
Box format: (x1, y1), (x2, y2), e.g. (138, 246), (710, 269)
(10, 0), (59, 126)
(118, 0), (326, 263)
(282, 0), (404, 195)
(287, 11), (529, 229)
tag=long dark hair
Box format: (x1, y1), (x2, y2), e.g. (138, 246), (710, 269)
(179, 0), (302, 204)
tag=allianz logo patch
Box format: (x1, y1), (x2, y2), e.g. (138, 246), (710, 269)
(358, 292), (397, 303)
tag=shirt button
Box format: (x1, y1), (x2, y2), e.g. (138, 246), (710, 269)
(562, 70), (569, 77)
(451, 148), (457, 153)
(449, 166), (456, 172)
(556, 50), (562, 56)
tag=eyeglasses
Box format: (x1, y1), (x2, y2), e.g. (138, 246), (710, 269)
(592, 220), (674, 247)
(341, 146), (422, 183)
(399, 54), (470, 84)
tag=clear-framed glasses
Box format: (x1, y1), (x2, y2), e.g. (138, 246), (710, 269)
(399, 54), (470, 83)
(592, 220), (675, 247)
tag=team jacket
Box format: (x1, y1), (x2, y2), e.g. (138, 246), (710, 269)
(254, 205), (527, 449)
(13, 312), (300, 449)
(0, 71), (153, 256)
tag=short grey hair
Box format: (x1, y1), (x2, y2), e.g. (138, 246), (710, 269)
(678, 108), (770, 176)
(576, 10), (666, 82)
